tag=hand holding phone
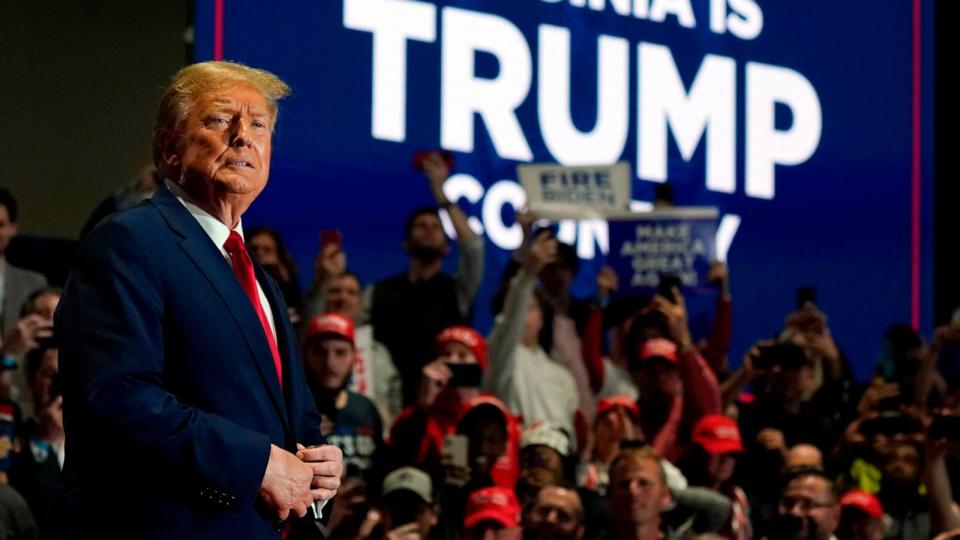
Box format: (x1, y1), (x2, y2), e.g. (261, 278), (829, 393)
(442, 434), (469, 469)
(442, 433), (470, 486)
(446, 363), (483, 388)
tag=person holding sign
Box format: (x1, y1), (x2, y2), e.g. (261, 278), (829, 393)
(486, 230), (579, 434)
(621, 288), (722, 464)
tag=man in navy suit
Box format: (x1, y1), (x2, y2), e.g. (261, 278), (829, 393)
(52, 61), (342, 539)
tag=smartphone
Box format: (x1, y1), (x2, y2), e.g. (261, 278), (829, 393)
(446, 363), (483, 388)
(860, 412), (922, 437)
(752, 343), (780, 370)
(320, 229), (342, 251)
(442, 434), (469, 469)
(930, 414), (960, 441)
(796, 287), (817, 309)
(412, 150), (454, 171)
(656, 274), (683, 303)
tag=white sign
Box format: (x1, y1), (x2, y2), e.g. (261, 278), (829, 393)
(517, 161), (632, 219)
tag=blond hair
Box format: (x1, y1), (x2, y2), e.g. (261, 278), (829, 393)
(152, 61), (291, 167)
(608, 447), (667, 488)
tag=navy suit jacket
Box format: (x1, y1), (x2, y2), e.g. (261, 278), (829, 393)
(51, 186), (325, 539)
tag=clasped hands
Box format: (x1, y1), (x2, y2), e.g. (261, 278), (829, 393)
(258, 443), (343, 523)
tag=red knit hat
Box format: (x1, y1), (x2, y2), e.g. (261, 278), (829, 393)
(436, 326), (488, 370)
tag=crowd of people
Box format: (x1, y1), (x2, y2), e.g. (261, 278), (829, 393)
(2, 147), (960, 540)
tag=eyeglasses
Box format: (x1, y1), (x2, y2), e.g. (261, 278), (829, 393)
(780, 496), (834, 512)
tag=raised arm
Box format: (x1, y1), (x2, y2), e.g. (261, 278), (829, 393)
(485, 233), (556, 394)
(422, 152), (484, 318)
(581, 266), (618, 393)
(302, 242), (348, 322)
(652, 289), (721, 418)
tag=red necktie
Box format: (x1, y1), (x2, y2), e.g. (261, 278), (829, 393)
(223, 231), (284, 389)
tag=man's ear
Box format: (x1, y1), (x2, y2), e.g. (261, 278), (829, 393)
(158, 127), (181, 169)
(659, 487), (673, 512)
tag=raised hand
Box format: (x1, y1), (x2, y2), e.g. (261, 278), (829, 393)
(523, 231), (557, 276)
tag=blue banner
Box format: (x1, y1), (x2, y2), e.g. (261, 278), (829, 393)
(195, 0), (935, 379)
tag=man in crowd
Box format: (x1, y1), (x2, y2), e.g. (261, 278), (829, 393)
(0, 190), (48, 413)
(301, 313), (383, 478)
(625, 294), (722, 463)
(53, 61), (342, 538)
(388, 326), (506, 481)
(368, 151), (484, 405)
(523, 485), (585, 540)
(9, 339), (63, 530)
(373, 466), (440, 540)
(437, 396), (519, 538)
(604, 447), (681, 540)
(772, 468), (840, 540)
(307, 255), (401, 426)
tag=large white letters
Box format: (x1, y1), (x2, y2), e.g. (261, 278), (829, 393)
(441, 8), (534, 161)
(538, 26), (629, 165)
(343, 0), (436, 142)
(638, 43), (736, 193)
(745, 62), (822, 199)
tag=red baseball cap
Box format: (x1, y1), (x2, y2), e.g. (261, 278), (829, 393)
(840, 489), (884, 519)
(639, 338), (678, 365)
(691, 414), (744, 455)
(436, 326), (488, 370)
(596, 395), (641, 424)
(303, 313), (355, 345)
(464, 486), (520, 529)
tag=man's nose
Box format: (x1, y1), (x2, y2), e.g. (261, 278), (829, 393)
(229, 118), (252, 147)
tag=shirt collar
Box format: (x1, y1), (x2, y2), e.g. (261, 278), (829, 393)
(164, 179), (244, 253)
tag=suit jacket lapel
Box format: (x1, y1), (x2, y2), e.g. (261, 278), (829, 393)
(150, 187), (289, 430)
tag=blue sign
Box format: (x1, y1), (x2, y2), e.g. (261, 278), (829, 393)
(607, 213), (717, 293)
(195, 0), (935, 379)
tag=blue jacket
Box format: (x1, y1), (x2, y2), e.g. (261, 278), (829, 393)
(51, 186), (325, 539)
